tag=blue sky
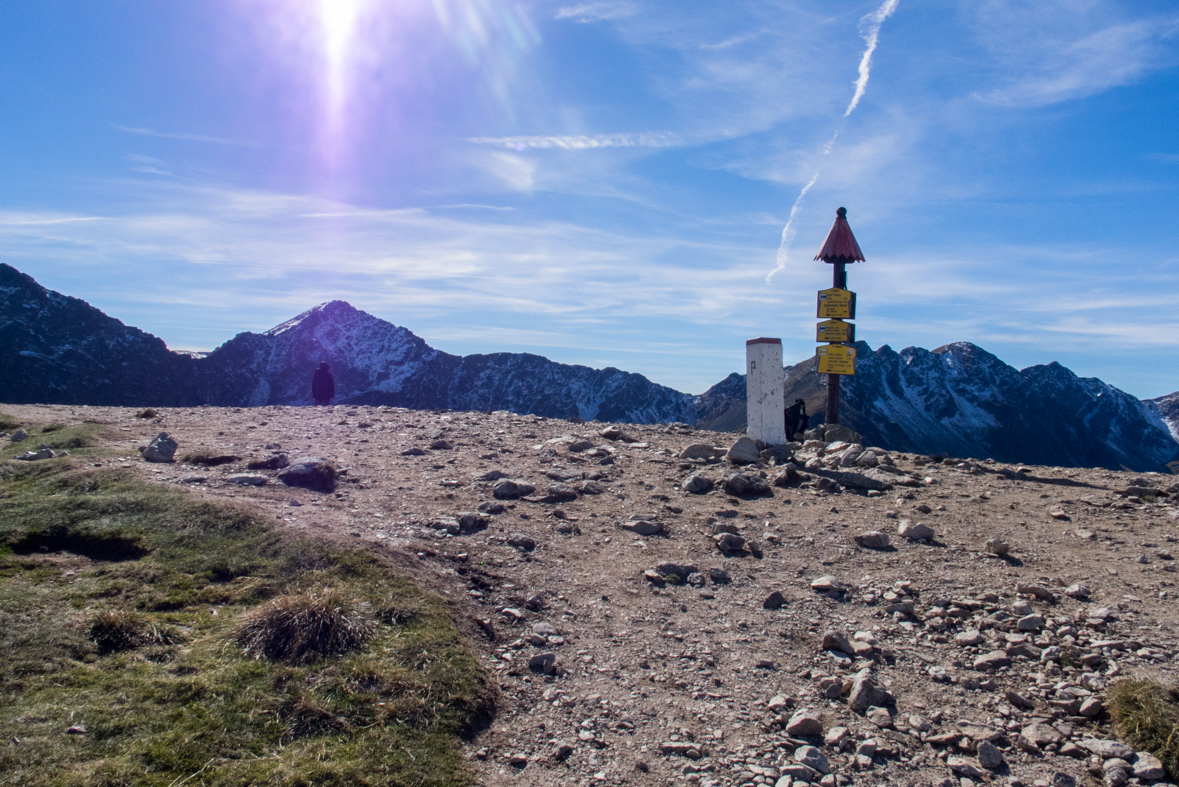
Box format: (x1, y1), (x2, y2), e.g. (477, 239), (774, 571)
(1, 0), (1177, 399)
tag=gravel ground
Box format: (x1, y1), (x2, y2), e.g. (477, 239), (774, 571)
(6, 402), (1179, 787)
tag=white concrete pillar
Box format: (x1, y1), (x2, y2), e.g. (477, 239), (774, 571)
(746, 337), (786, 446)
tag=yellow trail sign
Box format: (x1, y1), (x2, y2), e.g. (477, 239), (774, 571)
(817, 343), (856, 375)
(816, 319), (855, 343)
(817, 288), (856, 319)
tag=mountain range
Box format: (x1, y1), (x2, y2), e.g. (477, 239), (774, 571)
(2, 262), (1176, 472)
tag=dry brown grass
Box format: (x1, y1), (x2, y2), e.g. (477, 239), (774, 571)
(234, 587), (374, 665)
(89, 609), (176, 654)
(1108, 678), (1179, 779)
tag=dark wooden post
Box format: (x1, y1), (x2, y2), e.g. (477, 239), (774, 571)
(826, 261), (847, 425)
(813, 208), (864, 429)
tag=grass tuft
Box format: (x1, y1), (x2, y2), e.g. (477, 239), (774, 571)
(89, 609), (176, 654)
(1108, 678), (1179, 779)
(180, 450), (241, 466)
(235, 587), (375, 665)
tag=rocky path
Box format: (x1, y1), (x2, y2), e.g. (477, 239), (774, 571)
(6, 402), (1179, 787)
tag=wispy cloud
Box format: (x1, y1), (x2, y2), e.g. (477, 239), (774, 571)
(700, 29), (771, 51)
(468, 132), (682, 150)
(970, 5), (1179, 107)
(115, 125), (263, 148)
(554, 2), (634, 24)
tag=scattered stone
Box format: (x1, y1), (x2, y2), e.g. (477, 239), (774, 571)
(724, 473), (771, 496)
(772, 466), (803, 487)
(763, 591), (786, 610)
(429, 439), (453, 450)
(538, 483), (578, 503)
(493, 479), (536, 499)
(854, 531), (890, 549)
(708, 568), (731, 584)
(715, 533), (746, 552)
(400, 447), (426, 456)
(506, 533), (536, 551)
(810, 576), (847, 593)
(528, 652), (559, 675)
(973, 650), (1011, 671)
(577, 479), (605, 495)
(946, 757), (985, 779)
(15, 448), (55, 461)
(1064, 583), (1090, 599)
(786, 710), (823, 736)
(682, 473), (714, 494)
(848, 669), (893, 711)
(10, 429), (28, 442)
(865, 706), (892, 728)
(726, 436), (760, 465)
(619, 519), (664, 536)
(977, 740), (1004, 770)
(226, 473), (268, 486)
(898, 520), (935, 541)
(984, 539), (1010, 556)
(955, 630), (983, 647)
(141, 432), (179, 463)
(1080, 739), (1134, 760)
(1132, 752), (1165, 781)
(247, 452), (289, 470)
(278, 458), (339, 493)
(680, 443), (719, 460)
(821, 630), (853, 655)
(794, 745), (829, 774)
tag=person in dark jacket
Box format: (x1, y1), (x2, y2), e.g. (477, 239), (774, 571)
(312, 361), (335, 406)
(784, 398), (807, 439)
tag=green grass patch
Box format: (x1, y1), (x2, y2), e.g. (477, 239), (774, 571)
(0, 429), (495, 786)
(1108, 679), (1179, 780)
(0, 412), (21, 432)
(0, 423), (103, 463)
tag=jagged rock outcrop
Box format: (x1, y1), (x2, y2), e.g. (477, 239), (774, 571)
(706, 341), (1179, 473)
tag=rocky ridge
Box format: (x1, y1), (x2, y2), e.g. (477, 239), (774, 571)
(2, 263), (1176, 471)
(9, 401), (1179, 787)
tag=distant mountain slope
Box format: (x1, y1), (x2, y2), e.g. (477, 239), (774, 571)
(1, 262), (1174, 471)
(200, 300), (696, 422)
(0, 265), (694, 423)
(1149, 391), (1179, 443)
(0, 264), (196, 406)
(702, 341), (1179, 473)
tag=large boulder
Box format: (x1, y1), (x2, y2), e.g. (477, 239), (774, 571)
(278, 457), (339, 493)
(726, 436), (760, 465)
(140, 432), (178, 463)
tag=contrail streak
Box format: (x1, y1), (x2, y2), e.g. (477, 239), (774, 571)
(767, 0), (899, 282)
(846, 0), (900, 116)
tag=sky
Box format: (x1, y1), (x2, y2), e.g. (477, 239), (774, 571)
(1, 0), (1177, 399)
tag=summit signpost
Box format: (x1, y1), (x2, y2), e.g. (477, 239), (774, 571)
(813, 207), (866, 426)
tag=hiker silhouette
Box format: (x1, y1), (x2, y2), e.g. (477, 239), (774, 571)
(312, 361), (335, 406)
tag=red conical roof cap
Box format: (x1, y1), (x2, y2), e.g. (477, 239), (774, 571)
(814, 206), (865, 263)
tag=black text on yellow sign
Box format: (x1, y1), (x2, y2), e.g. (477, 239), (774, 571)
(816, 343), (856, 375)
(816, 288), (856, 319)
(816, 319), (855, 343)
